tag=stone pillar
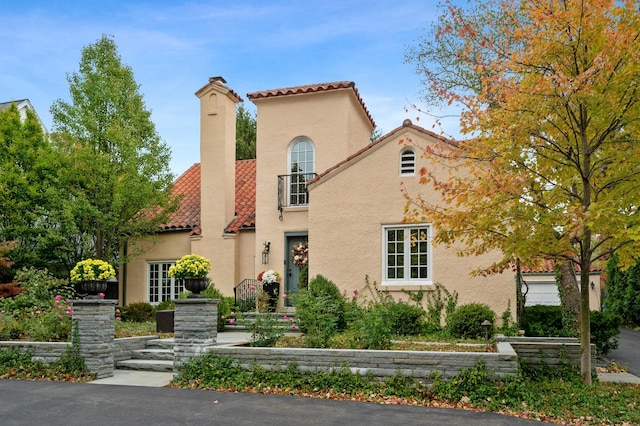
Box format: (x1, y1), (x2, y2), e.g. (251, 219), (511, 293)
(173, 298), (218, 374)
(72, 299), (116, 379)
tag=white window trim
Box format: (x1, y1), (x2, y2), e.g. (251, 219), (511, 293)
(287, 136), (315, 207)
(147, 261), (180, 304)
(382, 224), (433, 286)
(287, 136), (315, 174)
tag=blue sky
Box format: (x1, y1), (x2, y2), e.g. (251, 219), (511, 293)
(1, 0), (458, 176)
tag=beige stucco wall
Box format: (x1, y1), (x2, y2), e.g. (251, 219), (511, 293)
(193, 80), (241, 294)
(522, 272), (602, 311)
(308, 126), (515, 320)
(123, 232), (192, 304)
(251, 88), (374, 288)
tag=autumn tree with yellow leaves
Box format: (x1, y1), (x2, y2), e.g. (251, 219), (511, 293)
(405, 0), (640, 384)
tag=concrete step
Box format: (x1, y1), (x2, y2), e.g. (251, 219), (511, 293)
(117, 359), (173, 372)
(131, 348), (174, 361)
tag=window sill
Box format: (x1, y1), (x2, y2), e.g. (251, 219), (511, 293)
(381, 281), (433, 290)
(283, 206), (309, 213)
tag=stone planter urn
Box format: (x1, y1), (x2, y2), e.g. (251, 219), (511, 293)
(262, 281), (280, 312)
(80, 280), (108, 299)
(183, 278), (209, 298)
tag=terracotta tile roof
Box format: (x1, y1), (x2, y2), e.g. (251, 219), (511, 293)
(161, 160), (257, 235)
(161, 163), (201, 235)
(194, 76), (243, 103)
(309, 119), (452, 186)
(246, 81), (375, 128)
(225, 159), (256, 233)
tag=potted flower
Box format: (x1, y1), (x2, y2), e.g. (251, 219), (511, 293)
(70, 258), (116, 298)
(168, 254), (211, 297)
(258, 270), (280, 311)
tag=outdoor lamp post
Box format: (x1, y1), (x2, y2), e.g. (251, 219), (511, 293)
(481, 320), (492, 345)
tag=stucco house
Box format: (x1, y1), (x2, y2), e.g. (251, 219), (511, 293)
(121, 76), (600, 316)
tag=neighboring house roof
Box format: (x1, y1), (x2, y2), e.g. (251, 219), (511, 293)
(246, 81), (376, 129)
(521, 259), (602, 274)
(162, 160), (257, 235)
(161, 163), (201, 235)
(0, 99), (48, 132)
(225, 159), (257, 233)
(309, 119), (451, 187)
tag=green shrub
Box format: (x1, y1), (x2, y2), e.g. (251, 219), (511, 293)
(350, 307), (393, 349)
(298, 265), (309, 290)
(1, 268), (74, 312)
(202, 283), (230, 332)
(120, 302), (155, 322)
(521, 305), (574, 337)
(299, 294), (341, 348)
(155, 300), (175, 311)
(446, 303), (496, 339)
(590, 310), (622, 356)
(295, 275), (346, 346)
(424, 283), (458, 331)
(384, 301), (425, 336)
(0, 312), (22, 339)
(244, 314), (285, 347)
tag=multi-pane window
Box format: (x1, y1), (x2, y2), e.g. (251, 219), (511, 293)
(400, 148), (416, 175)
(384, 225), (431, 283)
(289, 138), (315, 205)
(148, 261), (183, 303)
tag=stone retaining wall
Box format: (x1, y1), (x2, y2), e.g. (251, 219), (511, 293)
(204, 343), (519, 380)
(0, 336), (158, 366)
(497, 336), (596, 370)
(0, 341), (69, 365)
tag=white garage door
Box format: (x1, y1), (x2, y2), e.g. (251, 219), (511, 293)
(524, 280), (561, 306)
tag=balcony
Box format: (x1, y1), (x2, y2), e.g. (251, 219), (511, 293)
(278, 172), (317, 219)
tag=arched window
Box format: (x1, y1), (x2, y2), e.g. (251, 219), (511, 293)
(400, 148), (416, 175)
(288, 138), (315, 206)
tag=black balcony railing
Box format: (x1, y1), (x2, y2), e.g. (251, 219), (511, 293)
(277, 172), (317, 220)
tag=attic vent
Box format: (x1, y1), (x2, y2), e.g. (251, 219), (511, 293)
(400, 148), (416, 175)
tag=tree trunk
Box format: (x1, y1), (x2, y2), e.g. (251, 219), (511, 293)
(579, 258), (592, 384)
(555, 260), (580, 333)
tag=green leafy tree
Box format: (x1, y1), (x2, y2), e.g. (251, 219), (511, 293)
(405, 0), (640, 383)
(605, 255), (640, 327)
(50, 35), (176, 265)
(236, 104), (256, 160)
(0, 104), (69, 277)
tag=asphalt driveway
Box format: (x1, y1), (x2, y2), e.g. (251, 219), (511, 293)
(0, 380), (546, 426)
(610, 327), (640, 376)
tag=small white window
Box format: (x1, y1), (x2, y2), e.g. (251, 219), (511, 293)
(383, 224), (432, 285)
(148, 261), (183, 303)
(400, 148), (416, 175)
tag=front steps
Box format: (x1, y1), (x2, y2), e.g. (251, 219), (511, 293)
(117, 338), (174, 372)
(116, 312), (300, 373)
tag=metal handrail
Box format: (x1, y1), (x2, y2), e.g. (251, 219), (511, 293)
(233, 278), (261, 311)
